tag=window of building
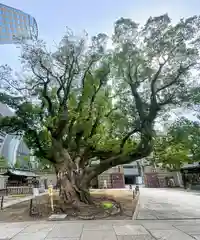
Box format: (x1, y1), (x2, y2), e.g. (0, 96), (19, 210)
(124, 165), (134, 169)
(124, 165), (138, 169)
(124, 166), (132, 169)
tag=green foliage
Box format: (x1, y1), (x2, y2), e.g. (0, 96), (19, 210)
(168, 118), (200, 161)
(14, 159), (21, 169)
(0, 156), (8, 168)
(101, 201), (114, 209)
(0, 14), (200, 175)
(152, 117), (200, 170)
(153, 137), (191, 170)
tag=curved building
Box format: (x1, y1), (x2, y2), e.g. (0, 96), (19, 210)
(0, 102), (31, 168)
(0, 3), (38, 44)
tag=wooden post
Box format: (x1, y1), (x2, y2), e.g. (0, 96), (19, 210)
(132, 190), (135, 199)
(1, 196), (4, 210)
(0, 188), (7, 210)
(50, 195), (54, 212)
(29, 198), (33, 216)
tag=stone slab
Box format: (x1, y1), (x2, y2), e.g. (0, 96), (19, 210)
(0, 227), (24, 239)
(81, 230), (117, 240)
(137, 213), (157, 220)
(149, 229), (194, 240)
(46, 223), (83, 238)
(142, 222), (176, 230)
(113, 224), (149, 236)
(175, 225), (200, 235)
(83, 222), (113, 230)
(48, 214), (67, 220)
(46, 239), (79, 240)
(12, 231), (50, 240)
(192, 236), (200, 240)
(117, 236), (155, 240)
(117, 237), (134, 240)
(0, 219), (199, 239)
(21, 223), (54, 233)
(137, 188), (200, 220)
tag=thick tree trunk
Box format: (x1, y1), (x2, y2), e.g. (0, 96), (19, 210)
(53, 149), (93, 206)
(57, 170), (92, 206)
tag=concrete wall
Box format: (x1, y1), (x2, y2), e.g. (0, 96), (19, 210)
(123, 166), (139, 176)
(98, 166), (124, 188)
(98, 172), (112, 188)
(144, 166), (182, 187)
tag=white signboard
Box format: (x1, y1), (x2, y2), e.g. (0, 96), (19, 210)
(33, 188), (39, 197)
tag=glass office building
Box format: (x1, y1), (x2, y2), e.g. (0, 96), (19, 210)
(0, 3), (38, 44)
(0, 102), (32, 168)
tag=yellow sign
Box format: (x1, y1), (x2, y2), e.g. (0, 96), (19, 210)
(48, 185), (53, 196)
(48, 185), (54, 212)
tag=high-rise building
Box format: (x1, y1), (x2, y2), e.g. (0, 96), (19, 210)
(0, 102), (32, 168)
(0, 3), (38, 44)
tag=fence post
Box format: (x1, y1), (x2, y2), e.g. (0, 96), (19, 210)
(0, 196), (4, 210)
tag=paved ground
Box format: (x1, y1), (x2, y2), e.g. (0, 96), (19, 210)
(137, 188), (200, 220)
(2, 192), (47, 209)
(0, 219), (200, 239)
(0, 187), (200, 239)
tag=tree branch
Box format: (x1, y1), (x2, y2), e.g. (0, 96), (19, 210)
(156, 63), (195, 94)
(66, 59), (98, 145)
(31, 65), (54, 116)
(119, 128), (139, 153)
(150, 62), (166, 104)
(84, 132), (153, 185)
(127, 63), (145, 120)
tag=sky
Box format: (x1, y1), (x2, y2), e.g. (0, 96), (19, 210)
(1, 0), (200, 70)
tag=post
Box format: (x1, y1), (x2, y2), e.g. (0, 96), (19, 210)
(48, 184), (54, 212)
(0, 188), (8, 210)
(29, 198), (33, 216)
(135, 185), (139, 195)
(132, 189), (135, 199)
(1, 196), (4, 210)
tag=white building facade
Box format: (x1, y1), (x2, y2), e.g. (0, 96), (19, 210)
(123, 160), (143, 185)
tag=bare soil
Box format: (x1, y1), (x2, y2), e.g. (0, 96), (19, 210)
(0, 189), (138, 222)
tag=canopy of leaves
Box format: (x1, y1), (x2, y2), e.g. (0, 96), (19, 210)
(0, 14), (200, 175)
(168, 117), (200, 160)
(151, 117), (200, 170)
(152, 135), (190, 170)
(0, 156), (8, 168)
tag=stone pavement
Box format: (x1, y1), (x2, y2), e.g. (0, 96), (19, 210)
(0, 219), (200, 239)
(1, 187), (200, 239)
(137, 188), (200, 220)
(2, 192), (48, 209)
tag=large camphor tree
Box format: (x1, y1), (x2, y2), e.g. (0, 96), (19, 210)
(0, 14), (200, 205)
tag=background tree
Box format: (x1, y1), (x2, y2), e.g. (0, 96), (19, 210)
(151, 116), (200, 170)
(0, 14), (200, 205)
(152, 131), (190, 170)
(168, 117), (200, 161)
(0, 156), (8, 169)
